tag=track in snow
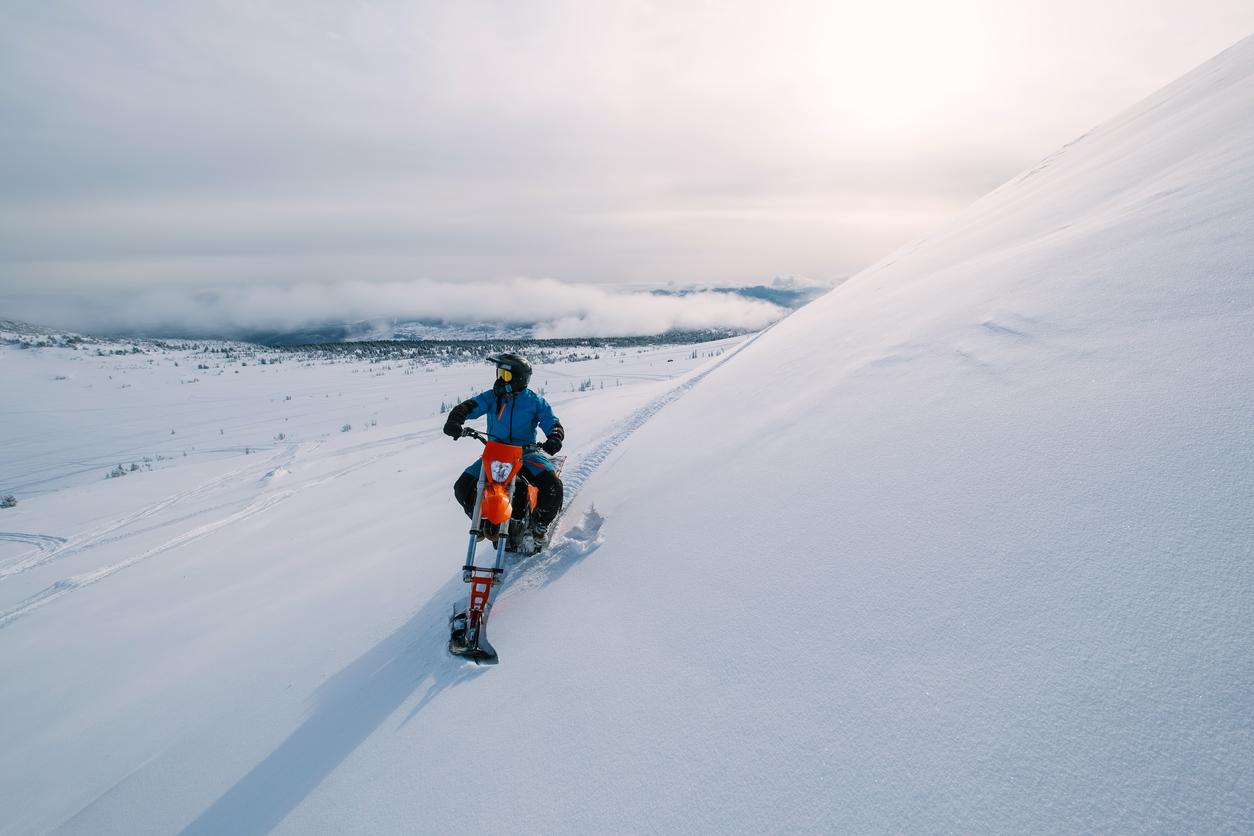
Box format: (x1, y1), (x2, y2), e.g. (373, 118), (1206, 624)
(0, 446), (297, 580)
(0, 532), (67, 556)
(560, 330), (764, 502)
(0, 428), (442, 630)
(0, 490), (296, 629)
(499, 329), (767, 593)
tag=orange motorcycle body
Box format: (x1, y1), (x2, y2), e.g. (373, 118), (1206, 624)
(479, 440), (524, 525)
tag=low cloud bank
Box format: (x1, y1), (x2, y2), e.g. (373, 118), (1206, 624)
(6, 278), (791, 339)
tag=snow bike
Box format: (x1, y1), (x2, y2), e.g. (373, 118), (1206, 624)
(448, 427), (565, 664)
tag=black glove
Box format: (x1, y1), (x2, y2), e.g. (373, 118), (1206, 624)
(541, 436), (562, 455)
(444, 398), (477, 441)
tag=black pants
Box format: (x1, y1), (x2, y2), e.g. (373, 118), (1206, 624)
(454, 469), (563, 526)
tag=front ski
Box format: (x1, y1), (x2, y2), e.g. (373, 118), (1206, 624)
(448, 609), (499, 665)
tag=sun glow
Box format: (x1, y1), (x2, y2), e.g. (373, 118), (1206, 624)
(800, 1), (990, 143)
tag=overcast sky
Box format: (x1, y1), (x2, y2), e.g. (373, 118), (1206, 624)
(2, 0), (1252, 334)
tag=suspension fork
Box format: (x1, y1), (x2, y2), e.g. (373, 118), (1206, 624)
(464, 463), (487, 571)
(462, 470), (518, 632)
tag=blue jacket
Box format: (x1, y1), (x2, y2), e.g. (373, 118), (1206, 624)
(458, 388), (562, 477)
(464, 388), (561, 446)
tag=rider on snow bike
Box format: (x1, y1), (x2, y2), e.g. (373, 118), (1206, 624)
(444, 352), (565, 540)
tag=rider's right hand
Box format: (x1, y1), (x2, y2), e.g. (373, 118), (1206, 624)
(443, 420), (462, 440)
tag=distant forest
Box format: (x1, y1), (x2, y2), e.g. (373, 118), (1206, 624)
(270, 329), (743, 363)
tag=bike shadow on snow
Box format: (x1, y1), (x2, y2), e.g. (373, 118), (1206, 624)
(178, 508), (605, 836)
(178, 577), (485, 836)
(396, 507), (605, 727)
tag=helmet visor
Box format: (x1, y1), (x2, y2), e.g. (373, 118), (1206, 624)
(496, 367), (513, 382)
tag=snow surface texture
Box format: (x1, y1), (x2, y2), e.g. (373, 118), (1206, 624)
(4, 35), (1254, 835)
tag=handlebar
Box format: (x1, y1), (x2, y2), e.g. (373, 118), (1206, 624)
(460, 426), (538, 452)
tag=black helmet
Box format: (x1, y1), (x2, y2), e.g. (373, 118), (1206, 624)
(487, 352), (533, 394)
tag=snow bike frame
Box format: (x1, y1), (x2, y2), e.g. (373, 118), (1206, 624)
(455, 427), (537, 660)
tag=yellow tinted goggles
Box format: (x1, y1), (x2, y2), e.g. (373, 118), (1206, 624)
(496, 367), (513, 382)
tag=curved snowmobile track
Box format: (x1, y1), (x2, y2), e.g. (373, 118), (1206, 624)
(559, 329), (766, 503)
(0, 428), (443, 630)
(0, 490), (297, 630)
(0, 446), (298, 581)
(0, 532), (67, 554)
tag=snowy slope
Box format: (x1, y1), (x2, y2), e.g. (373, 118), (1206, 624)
(491, 36), (1253, 833)
(4, 36), (1254, 836)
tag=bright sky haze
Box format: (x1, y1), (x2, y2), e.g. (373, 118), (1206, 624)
(2, 0), (1252, 335)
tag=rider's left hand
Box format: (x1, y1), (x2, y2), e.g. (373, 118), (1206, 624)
(541, 436), (562, 455)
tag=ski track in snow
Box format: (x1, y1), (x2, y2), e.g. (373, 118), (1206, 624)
(498, 330), (767, 595)
(0, 490), (297, 629)
(0, 428), (443, 630)
(559, 331), (764, 502)
(0, 532), (67, 552)
(0, 445), (297, 580)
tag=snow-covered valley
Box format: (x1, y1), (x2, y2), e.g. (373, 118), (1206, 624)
(4, 33), (1254, 836)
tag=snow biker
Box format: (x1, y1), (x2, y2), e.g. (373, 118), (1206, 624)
(444, 353), (564, 663)
(444, 352), (565, 546)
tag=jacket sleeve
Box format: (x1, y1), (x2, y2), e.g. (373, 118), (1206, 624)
(537, 397), (562, 440)
(464, 389), (496, 421)
(448, 391), (491, 424)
